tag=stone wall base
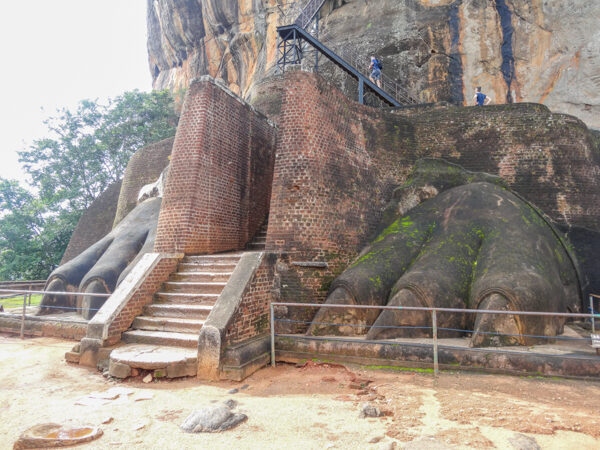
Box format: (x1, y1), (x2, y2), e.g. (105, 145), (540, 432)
(0, 315), (86, 341)
(276, 335), (600, 380)
(220, 334), (270, 381)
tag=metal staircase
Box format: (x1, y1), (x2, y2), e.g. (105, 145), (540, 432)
(293, 0), (328, 29)
(276, 0), (418, 106)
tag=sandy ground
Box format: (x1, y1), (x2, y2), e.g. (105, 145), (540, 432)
(1, 335), (599, 450)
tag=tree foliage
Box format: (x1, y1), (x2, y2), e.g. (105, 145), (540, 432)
(0, 90), (179, 280)
(19, 90), (179, 212)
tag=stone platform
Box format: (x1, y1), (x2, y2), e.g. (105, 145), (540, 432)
(0, 307), (87, 340)
(108, 344), (197, 379)
(275, 325), (600, 379)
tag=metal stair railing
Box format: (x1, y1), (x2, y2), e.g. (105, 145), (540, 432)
(276, 1), (419, 106)
(326, 42), (418, 105)
(293, 0), (328, 29)
(277, 25), (401, 106)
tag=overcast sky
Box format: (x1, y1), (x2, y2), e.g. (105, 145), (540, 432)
(0, 1), (151, 184)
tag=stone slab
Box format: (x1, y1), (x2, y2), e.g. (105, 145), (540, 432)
(109, 344), (197, 370)
(13, 423), (103, 449)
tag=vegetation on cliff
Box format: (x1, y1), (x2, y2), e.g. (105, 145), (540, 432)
(0, 90), (179, 280)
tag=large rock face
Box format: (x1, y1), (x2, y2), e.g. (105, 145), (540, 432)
(147, 0), (600, 129)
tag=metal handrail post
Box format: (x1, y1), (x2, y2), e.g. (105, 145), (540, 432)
(20, 293), (27, 339)
(590, 295), (596, 334)
(270, 302), (276, 367)
(432, 309), (439, 376)
(358, 79), (364, 104)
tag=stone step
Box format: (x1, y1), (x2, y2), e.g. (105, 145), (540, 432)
(183, 254), (242, 264)
(121, 330), (198, 348)
(162, 281), (227, 294)
(169, 271), (232, 282)
(109, 344), (197, 378)
(154, 292), (219, 304)
(179, 262), (238, 272)
(247, 243), (266, 250)
(133, 316), (205, 333)
(144, 304), (213, 319)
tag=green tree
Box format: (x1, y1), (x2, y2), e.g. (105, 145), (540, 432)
(19, 90), (178, 213)
(0, 180), (72, 280)
(0, 89), (179, 280)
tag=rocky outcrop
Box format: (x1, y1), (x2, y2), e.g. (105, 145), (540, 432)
(147, 0), (600, 129)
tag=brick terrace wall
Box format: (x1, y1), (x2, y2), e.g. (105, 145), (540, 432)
(224, 255), (275, 346)
(266, 71), (600, 330)
(105, 256), (179, 345)
(154, 77), (277, 254)
(406, 104), (600, 230)
(266, 72), (394, 330)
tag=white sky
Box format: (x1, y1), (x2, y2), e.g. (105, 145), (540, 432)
(0, 1), (151, 184)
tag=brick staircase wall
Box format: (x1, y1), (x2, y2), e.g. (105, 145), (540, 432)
(154, 76), (278, 254)
(224, 255), (275, 346)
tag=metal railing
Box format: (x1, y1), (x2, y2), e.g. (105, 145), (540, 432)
(293, 0), (327, 29)
(269, 301), (600, 376)
(321, 42), (418, 105)
(0, 288), (110, 339)
(275, 1), (418, 106)
(0, 280), (46, 300)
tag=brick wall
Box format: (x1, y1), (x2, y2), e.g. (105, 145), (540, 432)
(224, 255), (275, 346)
(154, 77), (277, 254)
(105, 256), (179, 345)
(407, 104), (600, 230)
(266, 71), (600, 329)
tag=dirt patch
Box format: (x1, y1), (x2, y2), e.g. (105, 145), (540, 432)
(1, 335), (599, 449)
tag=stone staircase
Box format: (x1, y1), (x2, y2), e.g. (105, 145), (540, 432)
(246, 222), (267, 251)
(108, 252), (242, 378)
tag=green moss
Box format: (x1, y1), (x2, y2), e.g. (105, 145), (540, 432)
(369, 276), (383, 288)
(320, 274), (336, 293)
(373, 216), (415, 243)
(362, 365), (434, 373)
(254, 313), (269, 333)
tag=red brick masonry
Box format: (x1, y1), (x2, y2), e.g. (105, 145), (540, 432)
(224, 256), (275, 346)
(154, 77), (277, 254)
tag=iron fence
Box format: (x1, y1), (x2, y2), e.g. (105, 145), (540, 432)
(269, 301), (600, 376)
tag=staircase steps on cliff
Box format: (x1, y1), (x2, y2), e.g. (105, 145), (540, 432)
(109, 251), (243, 379)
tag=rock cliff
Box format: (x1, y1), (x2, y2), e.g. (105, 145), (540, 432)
(147, 0), (600, 129)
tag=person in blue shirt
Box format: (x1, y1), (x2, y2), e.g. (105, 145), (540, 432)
(369, 56), (382, 88)
(473, 86), (491, 106)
